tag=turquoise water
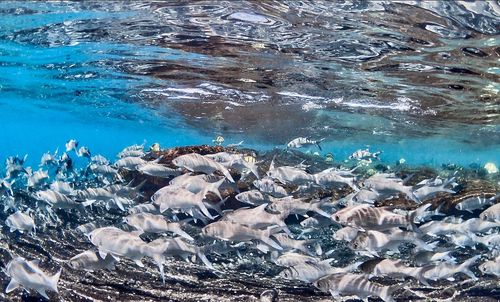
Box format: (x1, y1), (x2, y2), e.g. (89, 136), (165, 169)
(0, 1), (498, 167)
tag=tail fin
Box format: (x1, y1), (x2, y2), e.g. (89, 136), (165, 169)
(209, 178), (225, 200)
(310, 202), (330, 218)
(196, 246), (214, 270)
(458, 255), (480, 280)
(50, 268), (62, 293)
(261, 226), (284, 250)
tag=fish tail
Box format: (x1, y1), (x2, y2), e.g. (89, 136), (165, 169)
(458, 255), (480, 279)
(311, 202), (330, 218)
(51, 268), (62, 293)
(407, 210), (422, 234)
(196, 247), (214, 270)
(210, 179), (225, 200)
(261, 226), (283, 250)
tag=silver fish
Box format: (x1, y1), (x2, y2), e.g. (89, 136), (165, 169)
(68, 250), (116, 271)
(5, 257), (61, 299)
(202, 221), (283, 250)
(172, 153), (235, 182)
(286, 137), (324, 150)
(314, 273), (398, 302)
(5, 211), (35, 234)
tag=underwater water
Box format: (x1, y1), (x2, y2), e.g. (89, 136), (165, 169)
(0, 1), (498, 167)
(0, 1), (499, 302)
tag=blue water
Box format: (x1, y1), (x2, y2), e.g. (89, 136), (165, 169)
(0, 1), (498, 168)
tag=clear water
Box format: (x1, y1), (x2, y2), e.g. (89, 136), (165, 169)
(0, 1), (498, 167)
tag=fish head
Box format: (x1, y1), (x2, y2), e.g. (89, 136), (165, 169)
(201, 224), (216, 238)
(68, 259), (82, 270)
(349, 233), (368, 250)
(278, 268), (294, 280)
(313, 277), (330, 292)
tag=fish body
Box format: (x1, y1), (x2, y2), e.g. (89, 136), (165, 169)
(5, 211), (35, 234)
(114, 156), (147, 170)
(331, 204), (416, 231)
(314, 273), (398, 302)
(152, 185), (213, 219)
(286, 137), (324, 150)
(124, 213), (194, 241)
(422, 256), (480, 281)
(172, 153), (235, 182)
(68, 250), (116, 271)
(137, 163), (181, 178)
(5, 257), (61, 299)
(202, 221), (283, 250)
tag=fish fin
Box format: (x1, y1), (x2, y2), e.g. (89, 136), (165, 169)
(114, 198), (125, 211)
(98, 249), (108, 259)
(459, 255), (480, 279)
(380, 284), (401, 302)
(134, 259), (145, 267)
(261, 226), (283, 250)
(5, 279), (20, 293)
(37, 289), (49, 299)
(50, 269), (62, 293)
(81, 199), (95, 207)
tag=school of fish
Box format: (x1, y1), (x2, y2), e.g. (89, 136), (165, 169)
(0, 138), (498, 301)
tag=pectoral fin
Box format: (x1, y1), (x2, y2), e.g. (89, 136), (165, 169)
(6, 279), (20, 293)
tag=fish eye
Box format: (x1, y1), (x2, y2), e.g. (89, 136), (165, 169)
(333, 215), (340, 222)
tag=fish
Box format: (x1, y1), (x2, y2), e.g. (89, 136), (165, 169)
(128, 203), (161, 215)
(35, 189), (92, 211)
(421, 255), (480, 281)
(172, 153), (235, 182)
(87, 226), (169, 282)
(274, 252), (320, 267)
(170, 173), (225, 200)
(278, 260), (347, 283)
(349, 149), (381, 161)
(26, 168), (49, 189)
(413, 251), (456, 266)
(286, 137), (324, 151)
(221, 203), (290, 233)
(65, 139), (78, 152)
(359, 258), (429, 285)
(331, 204), (418, 232)
(235, 190), (272, 206)
(456, 195), (495, 212)
(118, 144), (145, 158)
(459, 218), (500, 234)
(267, 198), (330, 218)
(480, 203), (500, 222)
(114, 156), (147, 170)
(478, 256), (500, 277)
(349, 229), (435, 256)
(314, 273), (399, 302)
(419, 220), (460, 237)
(314, 169), (359, 191)
(124, 213), (194, 241)
(5, 155), (27, 179)
(76, 146), (91, 158)
(5, 257), (61, 299)
(5, 211), (35, 234)
(206, 152), (259, 179)
(148, 237), (213, 269)
(152, 185), (214, 219)
(267, 160), (315, 185)
(362, 174), (419, 202)
(253, 178), (288, 198)
(40, 149), (58, 166)
(201, 221), (283, 250)
(137, 162), (182, 178)
(413, 177), (456, 201)
(271, 233), (322, 256)
(68, 250), (116, 271)
(332, 226), (360, 242)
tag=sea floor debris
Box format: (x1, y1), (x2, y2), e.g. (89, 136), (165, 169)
(0, 142), (498, 301)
